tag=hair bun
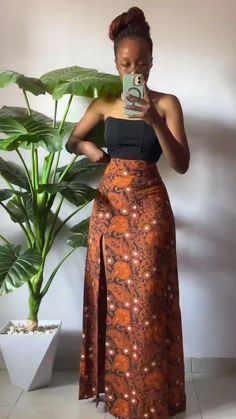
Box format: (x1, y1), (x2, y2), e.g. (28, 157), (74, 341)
(109, 6), (150, 41)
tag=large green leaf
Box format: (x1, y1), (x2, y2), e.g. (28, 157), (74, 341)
(0, 189), (26, 202)
(40, 66), (122, 100)
(22, 193), (34, 221)
(0, 190), (14, 202)
(5, 192), (35, 223)
(6, 196), (26, 223)
(0, 106), (70, 152)
(37, 181), (98, 206)
(57, 157), (107, 181)
(0, 157), (29, 190)
(0, 106), (73, 132)
(0, 70), (46, 95)
(0, 188), (34, 223)
(0, 244), (42, 295)
(67, 217), (90, 248)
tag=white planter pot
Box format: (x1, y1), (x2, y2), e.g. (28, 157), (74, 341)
(0, 319), (62, 391)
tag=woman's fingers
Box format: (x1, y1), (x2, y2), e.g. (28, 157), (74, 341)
(126, 94), (147, 104)
(124, 104), (144, 111)
(143, 81), (150, 100)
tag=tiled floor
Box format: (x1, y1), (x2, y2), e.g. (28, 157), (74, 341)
(0, 370), (236, 418)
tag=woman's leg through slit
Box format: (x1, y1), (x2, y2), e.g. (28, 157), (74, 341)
(97, 235), (108, 394)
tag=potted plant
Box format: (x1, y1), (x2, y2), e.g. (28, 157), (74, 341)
(0, 66), (122, 390)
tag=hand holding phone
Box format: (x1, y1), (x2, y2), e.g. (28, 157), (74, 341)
(122, 74), (144, 117)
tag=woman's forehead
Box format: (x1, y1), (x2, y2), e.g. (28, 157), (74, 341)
(116, 38), (150, 59)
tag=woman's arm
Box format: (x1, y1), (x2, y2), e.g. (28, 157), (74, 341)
(152, 94), (190, 174)
(66, 98), (110, 163)
(124, 85), (190, 174)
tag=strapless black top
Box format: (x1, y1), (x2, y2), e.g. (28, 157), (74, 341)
(104, 116), (162, 162)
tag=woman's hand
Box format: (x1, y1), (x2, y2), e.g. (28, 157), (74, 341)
(124, 81), (161, 126)
(83, 141), (110, 163)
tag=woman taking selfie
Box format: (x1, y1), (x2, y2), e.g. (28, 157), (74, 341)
(66, 6), (190, 419)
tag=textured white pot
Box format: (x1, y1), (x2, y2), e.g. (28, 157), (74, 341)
(0, 319), (62, 391)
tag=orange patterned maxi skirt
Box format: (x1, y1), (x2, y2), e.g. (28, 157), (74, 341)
(78, 158), (186, 419)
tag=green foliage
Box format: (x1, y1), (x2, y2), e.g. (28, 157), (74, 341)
(40, 66), (122, 100)
(0, 70), (46, 95)
(0, 65), (120, 323)
(0, 244), (42, 295)
(0, 157), (30, 189)
(67, 217), (90, 248)
(0, 107), (74, 152)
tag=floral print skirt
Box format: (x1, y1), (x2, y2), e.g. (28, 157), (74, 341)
(78, 158), (186, 419)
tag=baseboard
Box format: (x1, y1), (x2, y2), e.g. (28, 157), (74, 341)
(1, 351), (236, 374)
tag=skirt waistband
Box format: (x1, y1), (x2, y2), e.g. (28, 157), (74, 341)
(105, 158), (160, 177)
(100, 158), (163, 191)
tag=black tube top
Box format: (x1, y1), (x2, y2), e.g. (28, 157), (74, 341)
(104, 116), (163, 162)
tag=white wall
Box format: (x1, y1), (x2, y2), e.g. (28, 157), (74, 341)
(0, 0), (236, 362)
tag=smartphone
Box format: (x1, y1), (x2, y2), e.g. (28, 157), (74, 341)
(122, 74), (144, 117)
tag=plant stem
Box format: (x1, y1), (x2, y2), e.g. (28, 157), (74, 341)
(42, 153), (55, 184)
(16, 149), (34, 197)
(17, 146), (37, 246)
(30, 261), (45, 294)
(49, 100), (59, 184)
(42, 195), (64, 258)
(53, 100), (58, 128)
(0, 234), (11, 245)
(23, 90), (32, 116)
(30, 143), (43, 251)
(58, 154), (78, 182)
(27, 279), (35, 296)
(58, 94), (73, 134)
(51, 151), (61, 183)
(40, 247), (76, 298)
(48, 202), (88, 251)
(31, 143), (36, 189)
(34, 149), (39, 189)
(28, 290), (42, 322)
(38, 94), (75, 246)
(51, 95), (74, 183)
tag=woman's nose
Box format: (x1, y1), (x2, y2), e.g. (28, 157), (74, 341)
(128, 66), (140, 74)
(131, 64), (140, 72)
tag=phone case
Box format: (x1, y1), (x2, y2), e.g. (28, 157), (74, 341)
(123, 74), (144, 116)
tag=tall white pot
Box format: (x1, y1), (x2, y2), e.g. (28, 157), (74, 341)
(0, 319), (62, 391)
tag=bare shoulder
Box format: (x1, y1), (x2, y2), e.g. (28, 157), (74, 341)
(89, 95), (117, 120)
(100, 95), (120, 119)
(150, 91), (183, 120)
(86, 96), (110, 119)
(68, 96), (116, 141)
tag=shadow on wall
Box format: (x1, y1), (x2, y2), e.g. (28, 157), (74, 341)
(159, 115), (236, 279)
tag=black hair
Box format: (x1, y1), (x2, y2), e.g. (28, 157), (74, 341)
(108, 6), (153, 57)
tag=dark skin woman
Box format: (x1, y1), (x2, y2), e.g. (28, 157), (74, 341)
(66, 23), (190, 175)
(74, 7), (188, 418)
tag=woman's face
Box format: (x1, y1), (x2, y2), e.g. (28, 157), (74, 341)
(115, 37), (153, 82)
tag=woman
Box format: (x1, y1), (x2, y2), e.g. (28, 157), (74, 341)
(66, 6), (190, 419)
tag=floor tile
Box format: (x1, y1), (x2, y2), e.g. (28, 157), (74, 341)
(0, 406), (13, 419)
(3, 370), (236, 418)
(0, 371), (22, 407)
(193, 372), (236, 418)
